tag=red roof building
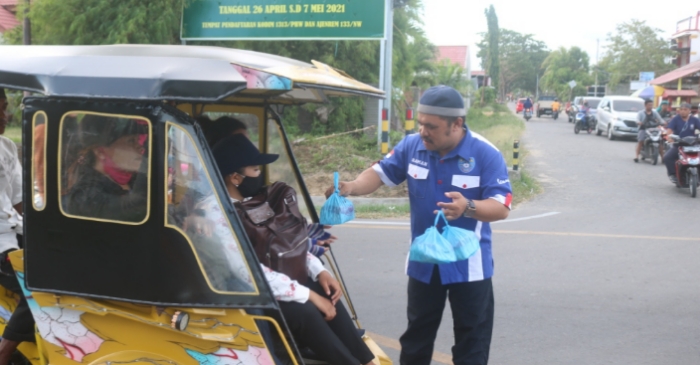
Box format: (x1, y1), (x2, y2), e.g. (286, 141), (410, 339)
(435, 45), (469, 69)
(0, 0), (19, 34)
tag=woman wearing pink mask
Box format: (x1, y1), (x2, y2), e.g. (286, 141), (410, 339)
(63, 115), (149, 222)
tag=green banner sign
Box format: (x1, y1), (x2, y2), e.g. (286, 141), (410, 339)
(182, 0), (386, 40)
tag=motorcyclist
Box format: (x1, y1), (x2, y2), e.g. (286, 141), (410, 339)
(657, 100), (672, 120)
(634, 99), (665, 163)
(662, 102), (700, 184)
(523, 96), (533, 118)
(552, 98), (561, 116)
(579, 102), (591, 129)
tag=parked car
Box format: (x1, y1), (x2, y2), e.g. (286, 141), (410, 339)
(595, 96), (645, 140)
(516, 98), (526, 113)
(568, 97), (602, 123)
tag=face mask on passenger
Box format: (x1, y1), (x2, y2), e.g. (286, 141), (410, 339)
(236, 174), (263, 197)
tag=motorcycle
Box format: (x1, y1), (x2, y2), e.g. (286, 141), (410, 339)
(553, 110), (559, 120)
(574, 112), (593, 134)
(524, 108), (532, 121)
(640, 127), (663, 165)
(668, 134), (700, 197)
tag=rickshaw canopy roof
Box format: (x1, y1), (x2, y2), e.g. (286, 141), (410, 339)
(0, 44), (384, 103)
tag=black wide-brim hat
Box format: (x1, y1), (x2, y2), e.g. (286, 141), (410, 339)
(212, 134), (279, 177)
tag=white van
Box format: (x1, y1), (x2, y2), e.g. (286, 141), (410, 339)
(595, 96), (645, 140)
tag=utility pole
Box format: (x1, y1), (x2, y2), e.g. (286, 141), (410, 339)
(377, 0), (393, 152)
(22, 0), (31, 45)
(594, 38), (599, 97)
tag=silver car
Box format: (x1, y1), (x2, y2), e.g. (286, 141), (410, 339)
(595, 96), (645, 140)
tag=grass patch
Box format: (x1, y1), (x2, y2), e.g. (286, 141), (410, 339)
(510, 170), (542, 206)
(354, 203), (411, 219)
(291, 102), (541, 214)
(3, 126), (21, 144)
(468, 103), (539, 204)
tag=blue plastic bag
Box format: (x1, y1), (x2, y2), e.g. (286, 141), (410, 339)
(408, 211), (457, 264)
(320, 172), (356, 225)
(441, 216), (480, 261)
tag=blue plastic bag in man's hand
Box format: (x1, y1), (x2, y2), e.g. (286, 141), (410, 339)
(441, 218), (480, 261)
(320, 172), (355, 225)
(409, 211), (457, 264)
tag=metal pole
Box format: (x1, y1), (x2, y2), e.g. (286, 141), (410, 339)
(513, 140), (520, 171)
(377, 37), (385, 149)
(594, 39), (599, 97)
(381, 109), (389, 153)
(404, 108), (414, 136)
(23, 0), (31, 45)
(382, 0), (393, 150)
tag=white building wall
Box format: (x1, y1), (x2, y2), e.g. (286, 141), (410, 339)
(690, 33), (700, 64)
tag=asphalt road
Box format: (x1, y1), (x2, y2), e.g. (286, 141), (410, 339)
(326, 107), (700, 365)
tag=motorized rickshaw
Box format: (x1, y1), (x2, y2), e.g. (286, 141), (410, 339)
(0, 44), (389, 365)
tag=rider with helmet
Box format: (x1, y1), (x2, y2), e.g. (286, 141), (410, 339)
(552, 98), (561, 113)
(663, 102), (700, 184)
(523, 96), (534, 118)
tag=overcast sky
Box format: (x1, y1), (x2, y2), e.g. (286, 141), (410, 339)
(422, 0), (698, 74)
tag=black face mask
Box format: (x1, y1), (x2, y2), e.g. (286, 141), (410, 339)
(237, 174), (263, 198)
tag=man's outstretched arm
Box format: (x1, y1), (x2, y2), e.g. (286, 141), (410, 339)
(325, 167), (384, 198)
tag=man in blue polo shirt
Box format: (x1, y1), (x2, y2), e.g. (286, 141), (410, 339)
(328, 85), (512, 365)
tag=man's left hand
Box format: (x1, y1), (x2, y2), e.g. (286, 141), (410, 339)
(435, 192), (468, 221)
(317, 271), (342, 305)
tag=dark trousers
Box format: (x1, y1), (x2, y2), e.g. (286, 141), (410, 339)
(0, 247), (36, 343)
(399, 267), (494, 365)
(279, 281), (374, 365)
(664, 145), (679, 176)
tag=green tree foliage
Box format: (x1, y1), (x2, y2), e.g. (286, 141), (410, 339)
(477, 29), (548, 96)
(5, 0), (181, 45)
(540, 47), (593, 101)
(475, 87), (496, 105)
(428, 60), (472, 95)
(599, 19), (674, 87)
(484, 5), (500, 93)
(6, 0), (435, 135)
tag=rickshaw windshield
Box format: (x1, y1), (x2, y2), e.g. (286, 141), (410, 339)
(165, 123), (258, 294)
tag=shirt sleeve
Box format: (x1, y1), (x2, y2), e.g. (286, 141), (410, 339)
(373, 136), (410, 187)
(653, 110), (664, 124)
(480, 148), (513, 210)
(306, 252), (328, 281)
(260, 264), (310, 303)
(8, 141), (22, 206)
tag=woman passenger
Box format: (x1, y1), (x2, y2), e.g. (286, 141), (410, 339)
(62, 115), (148, 222)
(212, 134), (376, 365)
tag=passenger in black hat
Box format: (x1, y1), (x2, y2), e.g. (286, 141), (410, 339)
(212, 134), (376, 365)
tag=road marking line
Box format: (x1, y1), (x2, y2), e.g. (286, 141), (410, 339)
(343, 225), (700, 242)
(349, 220), (410, 226)
(492, 211), (560, 224)
(348, 212), (560, 227)
(493, 230), (700, 241)
(366, 331), (453, 365)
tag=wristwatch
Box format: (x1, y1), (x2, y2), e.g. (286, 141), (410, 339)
(462, 199), (476, 218)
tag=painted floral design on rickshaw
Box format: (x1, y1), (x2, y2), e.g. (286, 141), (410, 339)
(185, 346), (273, 365)
(16, 273), (105, 362)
